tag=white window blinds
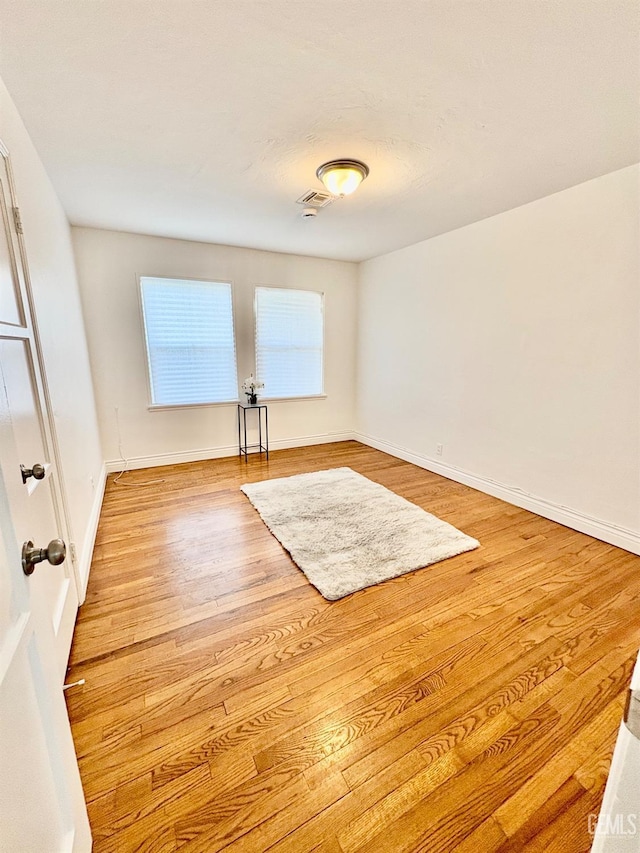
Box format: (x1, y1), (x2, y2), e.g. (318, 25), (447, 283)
(140, 277), (238, 406)
(255, 287), (324, 399)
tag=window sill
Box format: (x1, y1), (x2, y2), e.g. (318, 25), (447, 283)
(147, 394), (327, 411)
(148, 400), (240, 412)
(259, 394), (327, 403)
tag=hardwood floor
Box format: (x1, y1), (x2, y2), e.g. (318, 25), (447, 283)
(66, 441), (640, 852)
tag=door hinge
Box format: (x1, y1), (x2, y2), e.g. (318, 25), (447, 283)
(12, 206), (23, 234)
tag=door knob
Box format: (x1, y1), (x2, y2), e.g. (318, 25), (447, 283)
(21, 463), (46, 484)
(21, 539), (66, 576)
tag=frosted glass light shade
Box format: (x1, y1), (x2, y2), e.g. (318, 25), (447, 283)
(316, 159), (369, 196)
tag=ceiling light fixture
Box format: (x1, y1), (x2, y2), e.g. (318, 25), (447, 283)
(316, 159), (369, 197)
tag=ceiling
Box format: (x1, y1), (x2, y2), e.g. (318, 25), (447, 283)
(0, 1), (638, 262)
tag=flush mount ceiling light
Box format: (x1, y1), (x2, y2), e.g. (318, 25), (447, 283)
(316, 159), (369, 197)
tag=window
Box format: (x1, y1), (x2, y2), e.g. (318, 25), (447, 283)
(255, 286), (324, 399)
(140, 277), (238, 407)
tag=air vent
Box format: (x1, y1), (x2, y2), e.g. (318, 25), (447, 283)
(296, 189), (334, 208)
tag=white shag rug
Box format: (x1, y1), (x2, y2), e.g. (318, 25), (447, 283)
(240, 467), (479, 600)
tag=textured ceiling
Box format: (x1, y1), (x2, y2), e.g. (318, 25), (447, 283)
(0, 0), (638, 262)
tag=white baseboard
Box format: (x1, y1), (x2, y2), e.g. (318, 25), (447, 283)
(355, 432), (640, 556)
(77, 463), (106, 603)
(105, 431), (356, 474)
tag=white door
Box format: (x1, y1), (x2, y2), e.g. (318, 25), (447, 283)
(591, 652), (640, 851)
(0, 361), (92, 852)
(0, 144), (91, 850)
(0, 142), (78, 677)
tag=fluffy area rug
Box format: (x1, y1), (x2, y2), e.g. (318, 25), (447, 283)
(240, 466), (479, 600)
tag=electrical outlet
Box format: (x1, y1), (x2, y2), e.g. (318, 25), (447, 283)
(436, 444), (443, 457)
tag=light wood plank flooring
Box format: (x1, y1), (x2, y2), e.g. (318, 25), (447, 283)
(66, 441), (640, 852)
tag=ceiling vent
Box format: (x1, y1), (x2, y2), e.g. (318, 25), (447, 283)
(296, 189), (334, 208)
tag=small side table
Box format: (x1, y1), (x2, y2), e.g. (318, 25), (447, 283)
(237, 402), (269, 460)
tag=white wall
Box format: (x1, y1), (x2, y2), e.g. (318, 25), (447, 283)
(357, 165), (640, 550)
(0, 77), (104, 590)
(72, 228), (357, 467)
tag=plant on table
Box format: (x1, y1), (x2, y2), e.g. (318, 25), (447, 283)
(242, 374), (264, 405)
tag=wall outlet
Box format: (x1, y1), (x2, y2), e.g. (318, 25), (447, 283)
(436, 444), (443, 457)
